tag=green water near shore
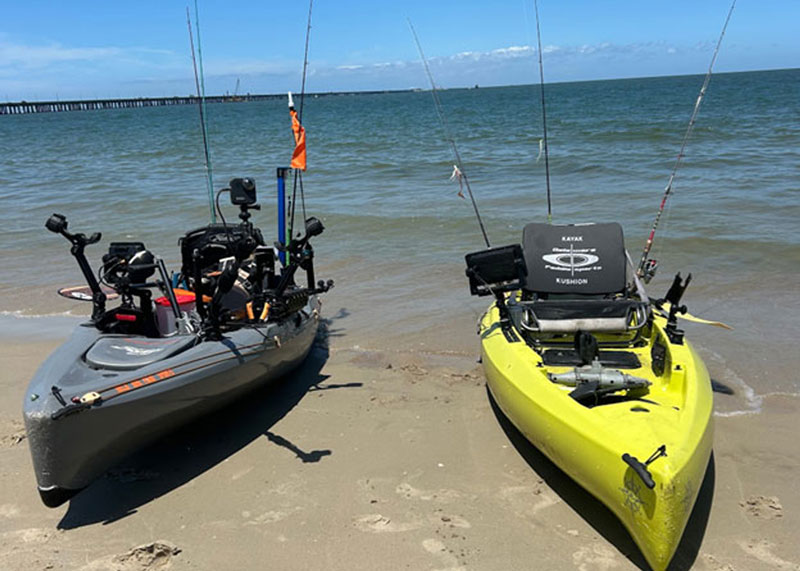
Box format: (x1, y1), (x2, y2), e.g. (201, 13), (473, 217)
(1, 69), (798, 410)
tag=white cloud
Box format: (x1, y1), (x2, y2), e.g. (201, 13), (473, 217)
(0, 37), (711, 100)
(0, 41), (122, 69)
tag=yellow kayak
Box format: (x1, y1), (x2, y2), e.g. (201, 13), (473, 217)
(467, 222), (713, 570)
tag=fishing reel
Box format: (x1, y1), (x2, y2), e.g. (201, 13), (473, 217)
(276, 217), (324, 261)
(270, 217), (327, 298)
(641, 259), (659, 284)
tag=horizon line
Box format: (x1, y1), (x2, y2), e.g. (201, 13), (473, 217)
(2, 66), (796, 106)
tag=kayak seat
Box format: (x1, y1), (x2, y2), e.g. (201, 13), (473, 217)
(522, 222), (627, 296)
(85, 335), (196, 371)
(518, 222), (649, 335)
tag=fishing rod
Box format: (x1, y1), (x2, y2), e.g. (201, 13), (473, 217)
(288, 0), (314, 242)
(408, 19), (491, 248)
(533, 0), (553, 224)
(637, 0), (736, 279)
(186, 4), (216, 223)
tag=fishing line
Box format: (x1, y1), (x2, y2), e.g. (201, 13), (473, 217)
(637, 0), (736, 277)
(533, 0), (553, 223)
(408, 19), (491, 248)
(290, 0), (314, 241)
(186, 4), (216, 223)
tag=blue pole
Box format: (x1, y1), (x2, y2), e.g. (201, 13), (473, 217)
(277, 167), (288, 265)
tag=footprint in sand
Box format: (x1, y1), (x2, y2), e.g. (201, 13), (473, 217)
(739, 539), (800, 570)
(244, 507), (300, 526)
(0, 504), (20, 518)
(354, 514), (424, 533)
(497, 483), (561, 518)
(0, 527), (54, 544)
(571, 544), (620, 571)
(422, 538), (466, 571)
(395, 482), (463, 503)
(701, 553), (736, 571)
(0, 429), (26, 447)
(80, 540), (181, 571)
(740, 495), (783, 520)
(434, 514), (471, 529)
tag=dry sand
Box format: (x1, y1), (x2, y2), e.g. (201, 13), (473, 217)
(1, 311), (799, 571)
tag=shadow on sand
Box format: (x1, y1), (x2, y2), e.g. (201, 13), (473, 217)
(58, 308), (359, 529)
(488, 390), (715, 571)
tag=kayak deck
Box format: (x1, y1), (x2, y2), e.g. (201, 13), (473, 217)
(480, 303), (713, 570)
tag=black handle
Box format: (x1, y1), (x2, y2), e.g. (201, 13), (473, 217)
(622, 453), (655, 489)
(51, 401), (92, 421)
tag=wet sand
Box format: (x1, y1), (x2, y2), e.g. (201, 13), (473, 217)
(1, 310), (799, 571)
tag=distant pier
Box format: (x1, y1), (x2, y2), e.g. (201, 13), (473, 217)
(0, 94), (263, 115)
(0, 90), (413, 115)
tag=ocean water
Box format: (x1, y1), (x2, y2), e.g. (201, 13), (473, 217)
(1, 68), (798, 413)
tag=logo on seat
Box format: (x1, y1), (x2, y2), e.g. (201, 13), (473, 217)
(542, 253), (600, 269)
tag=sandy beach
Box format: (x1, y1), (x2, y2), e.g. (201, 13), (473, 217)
(1, 307), (798, 571)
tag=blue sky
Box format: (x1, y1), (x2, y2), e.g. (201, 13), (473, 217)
(0, 0), (797, 101)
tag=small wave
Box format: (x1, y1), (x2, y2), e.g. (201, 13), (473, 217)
(715, 390), (800, 418)
(0, 309), (82, 319)
(706, 347), (765, 417)
(713, 385), (763, 418)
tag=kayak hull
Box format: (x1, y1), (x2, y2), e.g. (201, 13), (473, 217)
(23, 297), (320, 506)
(480, 304), (713, 570)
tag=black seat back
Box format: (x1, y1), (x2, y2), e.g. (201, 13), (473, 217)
(522, 222), (626, 296)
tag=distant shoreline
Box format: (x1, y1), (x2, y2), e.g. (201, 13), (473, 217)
(2, 67), (797, 114)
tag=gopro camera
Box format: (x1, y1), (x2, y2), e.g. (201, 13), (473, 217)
(229, 177), (257, 206)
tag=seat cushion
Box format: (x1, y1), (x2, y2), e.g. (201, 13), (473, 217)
(85, 335), (195, 371)
(522, 222), (626, 295)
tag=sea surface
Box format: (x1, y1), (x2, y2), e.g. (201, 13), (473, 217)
(1, 68), (798, 414)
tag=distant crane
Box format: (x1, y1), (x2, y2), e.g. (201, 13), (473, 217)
(227, 78), (242, 102)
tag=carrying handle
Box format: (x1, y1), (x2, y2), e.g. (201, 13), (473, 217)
(622, 453), (655, 489)
(622, 445), (667, 490)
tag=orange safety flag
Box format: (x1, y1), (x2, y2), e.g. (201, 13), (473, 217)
(290, 108), (307, 171)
